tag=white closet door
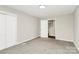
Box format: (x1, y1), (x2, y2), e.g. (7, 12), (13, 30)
(6, 15), (17, 47)
(0, 14), (6, 50)
(41, 20), (48, 37)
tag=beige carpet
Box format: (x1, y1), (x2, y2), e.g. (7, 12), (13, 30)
(0, 38), (78, 54)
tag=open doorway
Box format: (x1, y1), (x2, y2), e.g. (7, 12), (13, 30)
(48, 20), (55, 39)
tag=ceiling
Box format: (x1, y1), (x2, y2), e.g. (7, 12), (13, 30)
(7, 5), (77, 18)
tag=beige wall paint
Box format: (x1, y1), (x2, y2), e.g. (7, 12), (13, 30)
(73, 6), (79, 51)
(48, 14), (74, 42)
(0, 6), (40, 44)
(55, 14), (74, 42)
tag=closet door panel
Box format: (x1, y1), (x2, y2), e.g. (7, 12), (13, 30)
(6, 15), (17, 47)
(0, 14), (6, 50)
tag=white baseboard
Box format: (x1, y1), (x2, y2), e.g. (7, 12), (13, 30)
(16, 35), (40, 45)
(0, 35), (40, 51)
(56, 39), (73, 42)
(73, 41), (79, 51)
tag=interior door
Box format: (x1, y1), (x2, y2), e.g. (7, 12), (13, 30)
(6, 15), (17, 47)
(0, 14), (6, 50)
(41, 20), (48, 37)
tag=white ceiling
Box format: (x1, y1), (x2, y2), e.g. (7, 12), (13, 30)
(7, 5), (77, 18)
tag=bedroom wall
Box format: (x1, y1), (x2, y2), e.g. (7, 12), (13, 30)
(73, 6), (79, 51)
(55, 14), (74, 42)
(0, 6), (40, 44)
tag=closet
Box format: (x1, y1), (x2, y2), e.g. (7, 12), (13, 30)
(0, 11), (17, 50)
(48, 20), (55, 38)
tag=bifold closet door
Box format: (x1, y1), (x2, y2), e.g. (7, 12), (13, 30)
(0, 14), (6, 50)
(6, 15), (17, 47)
(0, 14), (17, 50)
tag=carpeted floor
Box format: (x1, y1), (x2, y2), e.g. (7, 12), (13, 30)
(0, 38), (78, 54)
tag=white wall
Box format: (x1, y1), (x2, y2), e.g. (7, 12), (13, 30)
(17, 12), (40, 44)
(55, 14), (74, 42)
(73, 6), (79, 51)
(0, 6), (40, 44)
(41, 19), (48, 37)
